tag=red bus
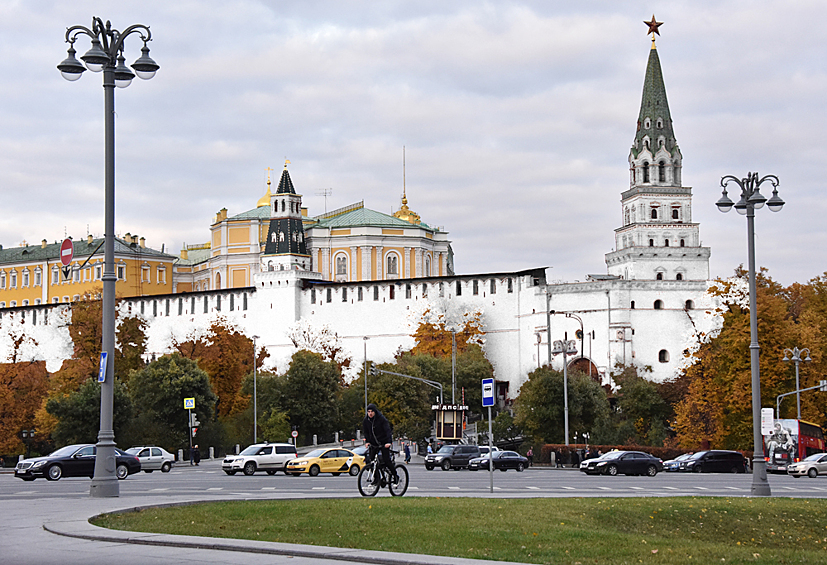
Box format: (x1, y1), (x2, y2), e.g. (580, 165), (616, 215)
(763, 419), (826, 473)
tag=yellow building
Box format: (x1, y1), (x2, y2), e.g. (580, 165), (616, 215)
(173, 165), (453, 291)
(0, 233), (176, 309)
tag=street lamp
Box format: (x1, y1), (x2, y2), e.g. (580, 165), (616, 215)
(717, 171), (784, 497)
(782, 347), (811, 419)
(21, 429), (35, 459)
(535, 332), (542, 369)
(551, 338), (577, 446)
(252, 335), (260, 443)
(58, 17), (159, 498)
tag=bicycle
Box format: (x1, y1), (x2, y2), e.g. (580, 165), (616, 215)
(357, 447), (409, 497)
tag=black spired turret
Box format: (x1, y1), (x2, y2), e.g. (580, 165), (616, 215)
(631, 44), (678, 160)
(263, 165), (309, 268)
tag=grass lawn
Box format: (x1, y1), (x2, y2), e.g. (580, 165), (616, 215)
(92, 497), (827, 564)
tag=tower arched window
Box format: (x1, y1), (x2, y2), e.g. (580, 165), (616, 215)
(386, 254), (398, 276)
(649, 239), (654, 247)
(656, 272), (663, 280)
(664, 239), (669, 247)
(658, 350), (670, 363)
(651, 208), (657, 219)
(425, 256), (431, 277)
(335, 254), (348, 276)
(215, 272), (221, 290)
(630, 300), (635, 309)
(659, 161), (665, 182)
(642, 162), (650, 183)
(685, 300), (694, 310)
(676, 273), (683, 281)
(680, 239), (685, 247)
(654, 299), (663, 309)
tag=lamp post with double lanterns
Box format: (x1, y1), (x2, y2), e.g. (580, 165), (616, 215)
(21, 429), (35, 459)
(782, 347), (811, 420)
(57, 17), (159, 498)
(551, 338), (577, 446)
(716, 171), (784, 497)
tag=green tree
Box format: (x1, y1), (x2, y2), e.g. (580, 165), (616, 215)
(283, 350), (341, 442)
(492, 410), (522, 443)
(128, 353), (217, 450)
(514, 366), (610, 444)
(610, 365), (671, 446)
(45, 377), (132, 446)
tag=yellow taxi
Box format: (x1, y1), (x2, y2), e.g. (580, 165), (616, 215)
(285, 447), (365, 477)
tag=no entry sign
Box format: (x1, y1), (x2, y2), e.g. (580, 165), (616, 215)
(60, 238), (74, 266)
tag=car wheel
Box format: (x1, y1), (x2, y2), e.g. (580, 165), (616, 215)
(730, 466), (741, 474)
(809, 468), (819, 479)
(144, 469), (154, 473)
(349, 464), (360, 476)
(646, 465), (658, 477)
(161, 462), (172, 473)
(692, 465), (702, 473)
(243, 462), (256, 476)
(46, 465), (62, 481)
(309, 465), (320, 477)
(441, 460), (451, 471)
(606, 464), (618, 476)
(116, 464), (129, 480)
(266, 470), (277, 476)
(517, 463), (525, 472)
(224, 470), (236, 475)
(425, 464), (434, 471)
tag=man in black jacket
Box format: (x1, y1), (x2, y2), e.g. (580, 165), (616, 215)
(362, 403), (399, 483)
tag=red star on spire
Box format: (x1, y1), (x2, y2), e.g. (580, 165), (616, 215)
(644, 15), (663, 37)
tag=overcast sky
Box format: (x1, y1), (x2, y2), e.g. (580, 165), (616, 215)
(1, 1), (825, 287)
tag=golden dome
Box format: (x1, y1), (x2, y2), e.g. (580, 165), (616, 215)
(257, 171), (273, 208)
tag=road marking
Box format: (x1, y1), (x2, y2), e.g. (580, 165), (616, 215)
(526, 486), (540, 490)
(596, 487), (611, 490)
(207, 487), (223, 491)
(312, 487), (325, 490)
(629, 486), (644, 490)
(662, 486), (678, 490)
(560, 486), (576, 490)
(149, 488), (169, 492)
(261, 487), (276, 490)
(694, 487), (708, 490)
(448, 486), (461, 490)
(408, 486), (419, 490)
(14, 491), (36, 495)
(781, 487), (796, 491)
(724, 487), (741, 490)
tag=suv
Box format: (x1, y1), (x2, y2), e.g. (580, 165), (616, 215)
(683, 450), (747, 473)
(223, 442), (297, 476)
(425, 444), (481, 471)
(126, 446), (175, 473)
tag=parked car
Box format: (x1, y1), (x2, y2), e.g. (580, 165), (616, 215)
(787, 453), (827, 478)
(579, 450), (663, 476)
(682, 450), (747, 473)
(285, 448), (364, 476)
(663, 453), (693, 472)
(126, 446), (175, 473)
(222, 442), (298, 476)
(478, 446), (500, 456)
(425, 444), (481, 471)
(468, 450), (527, 472)
(14, 444), (141, 481)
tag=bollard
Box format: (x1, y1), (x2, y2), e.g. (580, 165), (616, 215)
(177, 449), (183, 462)
(235, 444), (240, 455)
(335, 431), (339, 443)
(313, 434), (317, 446)
(209, 446), (214, 460)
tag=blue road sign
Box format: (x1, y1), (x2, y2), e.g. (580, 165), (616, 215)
(482, 378), (494, 407)
(98, 351), (108, 383)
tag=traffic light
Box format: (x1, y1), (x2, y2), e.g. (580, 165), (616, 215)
(192, 427), (198, 437)
(369, 363), (378, 376)
(189, 412), (200, 427)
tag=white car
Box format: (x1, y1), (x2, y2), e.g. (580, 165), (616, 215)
(787, 453), (827, 478)
(223, 442), (298, 476)
(125, 446), (175, 473)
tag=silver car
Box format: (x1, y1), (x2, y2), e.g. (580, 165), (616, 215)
(126, 446), (175, 473)
(787, 453), (827, 479)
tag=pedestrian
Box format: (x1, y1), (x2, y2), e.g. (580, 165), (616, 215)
(427, 442), (433, 454)
(193, 444), (201, 466)
(554, 449), (562, 468)
(526, 447), (533, 467)
(404, 442), (411, 464)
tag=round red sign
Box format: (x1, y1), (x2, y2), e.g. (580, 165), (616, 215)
(59, 238), (74, 266)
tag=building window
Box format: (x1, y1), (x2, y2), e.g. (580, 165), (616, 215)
(34, 268), (41, 286)
(335, 254), (348, 276)
(676, 273), (683, 281)
(659, 162), (665, 182)
(373, 286), (379, 301)
(158, 267), (166, 284)
(22, 270), (29, 287)
(425, 257), (431, 277)
(472, 280), (479, 295)
(118, 263), (126, 280)
(389, 285), (395, 300)
(191, 296), (196, 313)
(152, 300), (157, 316)
(35, 299), (41, 305)
(0, 272), (5, 289)
(654, 300), (663, 310)
(685, 299), (694, 310)
(439, 282), (444, 297)
(649, 239), (654, 247)
(326, 288), (332, 303)
(95, 264), (102, 280)
(456, 281), (462, 296)
(664, 239), (669, 247)
(507, 278), (513, 293)
(630, 300), (635, 309)
(342, 288), (348, 302)
(22, 299), (29, 306)
(311, 288), (316, 304)
(358, 287), (363, 301)
(642, 163), (650, 183)
(680, 239), (685, 247)
(656, 272), (663, 280)
(650, 208), (657, 219)
(10, 271), (17, 288)
(178, 298), (183, 315)
(243, 293), (248, 310)
(422, 283), (428, 297)
(230, 294), (235, 311)
(204, 297), (208, 313)
(672, 209), (679, 219)
(405, 284), (411, 299)
(216, 295), (221, 311)
(490, 279), (496, 294)
(142, 265), (150, 283)
(10, 301), (16, 307)
(658, 350), (670, 363)
(386, 254), (398, 277)
(52, 268), (59, 285)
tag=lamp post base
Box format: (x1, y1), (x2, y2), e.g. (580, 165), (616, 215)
(750, 458), (772, 497)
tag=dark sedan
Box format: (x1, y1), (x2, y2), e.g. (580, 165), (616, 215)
(14, 444), (141, 481)
(579, 450), (663, 476)
(468, 450), (528, 472)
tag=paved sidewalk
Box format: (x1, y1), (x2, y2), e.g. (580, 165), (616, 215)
(3, 491), (533, 565)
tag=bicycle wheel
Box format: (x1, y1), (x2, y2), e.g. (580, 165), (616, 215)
(357, 463), (380, 497)
(389, 464), (409, 497)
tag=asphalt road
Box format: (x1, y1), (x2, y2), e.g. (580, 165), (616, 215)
(3, 457), (827, 500)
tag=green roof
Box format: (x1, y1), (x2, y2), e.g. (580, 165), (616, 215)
(0, 237), (175, 266)
(631, 45), (679, 159)
(312, 207), (434, 230)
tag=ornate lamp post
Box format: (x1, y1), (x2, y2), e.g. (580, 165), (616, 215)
(716, 171), (784, 497)
(551, 338), (577, 446)
(782, 347), (811, 419)
(21, 429), (35, 459)
(58, 17), (159, 498)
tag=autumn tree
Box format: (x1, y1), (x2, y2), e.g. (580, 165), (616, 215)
(115, 315), (148, 383)
(174, 318), (262, 419)
(0, 361), (49, 454)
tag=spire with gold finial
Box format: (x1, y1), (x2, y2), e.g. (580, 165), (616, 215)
(257, 167), (274, 208)
(392, 146), (421, 225)
(644, 15), (663, 49)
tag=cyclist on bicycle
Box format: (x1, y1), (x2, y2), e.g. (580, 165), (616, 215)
(362, 403), (399, 484)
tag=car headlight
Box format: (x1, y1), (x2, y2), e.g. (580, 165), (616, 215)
(433, 455), (444, 461)
(32, 461), (46, 468)
(596, 461), (606, 466)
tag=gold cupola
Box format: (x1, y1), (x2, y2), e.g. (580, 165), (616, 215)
(257, 167), (273, 208)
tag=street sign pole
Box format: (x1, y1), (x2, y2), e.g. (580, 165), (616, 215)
(482, 378), (495, 493)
